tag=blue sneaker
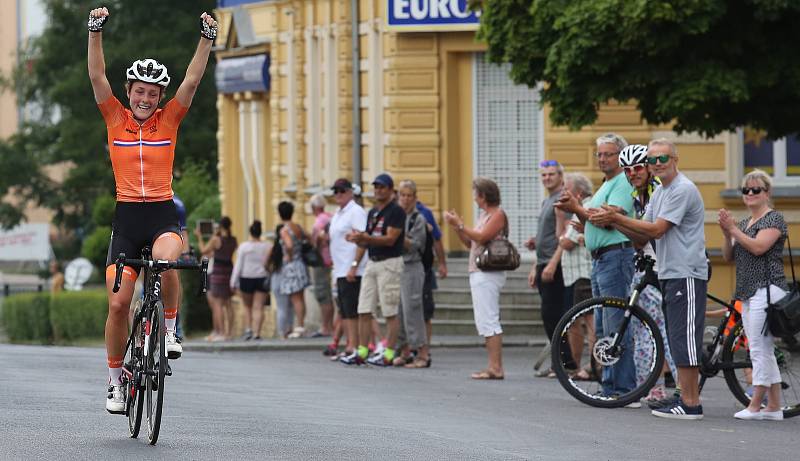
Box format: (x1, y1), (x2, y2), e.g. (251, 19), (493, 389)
(651, 398), (703, 420)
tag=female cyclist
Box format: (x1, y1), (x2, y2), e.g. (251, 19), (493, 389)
(87, 6), (218, 414)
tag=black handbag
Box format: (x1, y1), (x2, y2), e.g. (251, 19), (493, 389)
(764, 235), (800, 340)
(299, 228), (324, 267)
(476, 212), (520, 272)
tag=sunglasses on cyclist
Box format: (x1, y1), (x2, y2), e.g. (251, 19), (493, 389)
(646, 154), (671, 165)
(539, 160), (560, 168)
(332, 188), (347, 194)
(741, 186), (767, 195)
(623, 164), (647, 175)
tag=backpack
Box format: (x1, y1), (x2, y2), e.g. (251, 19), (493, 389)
(409, 211), (434, 271)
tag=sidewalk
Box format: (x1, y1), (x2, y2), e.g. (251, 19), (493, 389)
(183, 335), (548, 353)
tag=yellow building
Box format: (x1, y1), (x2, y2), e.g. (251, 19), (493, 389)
(212, 0), (799, 298)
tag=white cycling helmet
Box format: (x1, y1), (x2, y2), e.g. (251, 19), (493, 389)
(126, 58), (170, 88)
(618, 144), (649, 167)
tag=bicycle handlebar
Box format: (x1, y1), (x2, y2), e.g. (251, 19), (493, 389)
(112, 252), (209, 294)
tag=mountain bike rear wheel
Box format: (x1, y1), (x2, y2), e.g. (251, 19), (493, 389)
(145, 301), (166, 445)
(721, 319), (800, 418)
(551, 296), (665, 408)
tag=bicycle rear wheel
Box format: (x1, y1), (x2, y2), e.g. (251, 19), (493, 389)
(126, 315), (144, 438)
(721, 319), (800, 418)
(551, 296), (664, 408)
(145, 301), (166, 445)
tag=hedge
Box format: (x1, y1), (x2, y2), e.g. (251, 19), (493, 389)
(49, 291), (108, 343)
(2, 293), (52, 343)
(180, 270), (212, 334)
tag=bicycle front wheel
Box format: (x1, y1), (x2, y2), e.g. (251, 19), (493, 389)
(551, 296), (665, 408)
(721, 319), (800, 418)
(126, 314), (144, 438)
(146, 301), (166, 445)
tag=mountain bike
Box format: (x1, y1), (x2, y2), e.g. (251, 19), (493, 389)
(551, 253), (800, 418)
(112, 248), (208, 445)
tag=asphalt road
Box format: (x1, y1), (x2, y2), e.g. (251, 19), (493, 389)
(1, 344), (797, 460)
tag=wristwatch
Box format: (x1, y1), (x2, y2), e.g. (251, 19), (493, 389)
(351, 260), (359, 268)
(457, 224), (465, 231)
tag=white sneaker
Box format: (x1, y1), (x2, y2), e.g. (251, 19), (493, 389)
(166, 331), (182, 359)
(106, 385), (125, 414)
(761, 410), (783, 421)
(734, 408), (763, 420)
(624, 401), (642, 409)
(287, 326), (305, 339)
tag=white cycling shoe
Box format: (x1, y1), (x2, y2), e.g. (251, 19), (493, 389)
(106, 384), (125, 414)
(166, 331), (182, 359)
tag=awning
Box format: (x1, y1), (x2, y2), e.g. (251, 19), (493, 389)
(215, 54), (270, 94)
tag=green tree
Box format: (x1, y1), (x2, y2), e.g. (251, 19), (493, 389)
(477, 0), (800, 138)
(0, 0), (218, 231)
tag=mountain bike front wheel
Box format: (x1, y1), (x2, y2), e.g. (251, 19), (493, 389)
(145, 301), (166, 445)
(551, 296), (665, 408)
(721, 319), (800, 419)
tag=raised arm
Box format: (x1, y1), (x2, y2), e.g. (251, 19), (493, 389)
(87, 7), (112, 103)
(174, 12), (218, 108)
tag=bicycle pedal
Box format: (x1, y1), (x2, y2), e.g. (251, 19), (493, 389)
(165, 364), (172, 376)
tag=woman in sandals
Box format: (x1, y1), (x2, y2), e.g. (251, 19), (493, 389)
(196, 216), (238, 341)
(276, 201), (311, 338)
(444, 177), (508, 380)
(719, 169), (789, 421)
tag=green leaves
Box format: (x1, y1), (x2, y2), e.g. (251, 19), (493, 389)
(479, 0), (800, 138)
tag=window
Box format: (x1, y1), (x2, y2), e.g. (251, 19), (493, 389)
(743, 128), (800, 185)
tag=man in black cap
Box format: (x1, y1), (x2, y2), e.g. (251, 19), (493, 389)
(342, 173), (406, 366)
(327, 178), (368, 359)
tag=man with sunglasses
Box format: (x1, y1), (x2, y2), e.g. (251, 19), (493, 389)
(589, 138), (708, 420)
(618, 145), (679, 406)
(328, 178), (368, 361)
(343, 173), (406, 366)
(527, 159), (573, 375)
(555, 133), (637, 402)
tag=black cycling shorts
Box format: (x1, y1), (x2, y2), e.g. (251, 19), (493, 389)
(105, 200), (181, 274)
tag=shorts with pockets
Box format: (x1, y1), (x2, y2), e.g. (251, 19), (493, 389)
(661, 278), (706, 367)
(357, 256), (403, 317)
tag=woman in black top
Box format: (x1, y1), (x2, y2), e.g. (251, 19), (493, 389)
(719, 170), (788, 421)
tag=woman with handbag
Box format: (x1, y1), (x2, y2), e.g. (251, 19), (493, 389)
(719, 169), (789, 421)
(276, 201), (311, 338)
(444, 177), (511, 380)
(230, 220), (271, 340)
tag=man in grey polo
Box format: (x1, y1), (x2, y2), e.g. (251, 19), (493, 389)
(590, 138), (707, 420)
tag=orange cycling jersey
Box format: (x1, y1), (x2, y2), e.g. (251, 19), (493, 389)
(98, 96), (188, 202)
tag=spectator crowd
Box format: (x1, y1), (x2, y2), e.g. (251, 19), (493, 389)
(185, 132), (790, 422)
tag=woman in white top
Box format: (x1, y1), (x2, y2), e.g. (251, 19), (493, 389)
(230, 220), (271, 340)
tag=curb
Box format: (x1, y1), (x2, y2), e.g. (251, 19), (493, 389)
(183, 336), (549, 353)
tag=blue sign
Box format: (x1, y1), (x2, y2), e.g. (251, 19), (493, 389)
(215, 54), (270, 94)
(387, 0), (481, 31)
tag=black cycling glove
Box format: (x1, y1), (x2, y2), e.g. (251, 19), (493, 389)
(200, 17), (218, 40)
(87, 13), (108, 32)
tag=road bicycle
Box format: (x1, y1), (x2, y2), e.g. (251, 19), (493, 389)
(112, 248), (208, 445)
(550, 253), (800, 418)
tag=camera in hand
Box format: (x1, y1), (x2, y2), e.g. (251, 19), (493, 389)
(197, 219), (214, 237)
